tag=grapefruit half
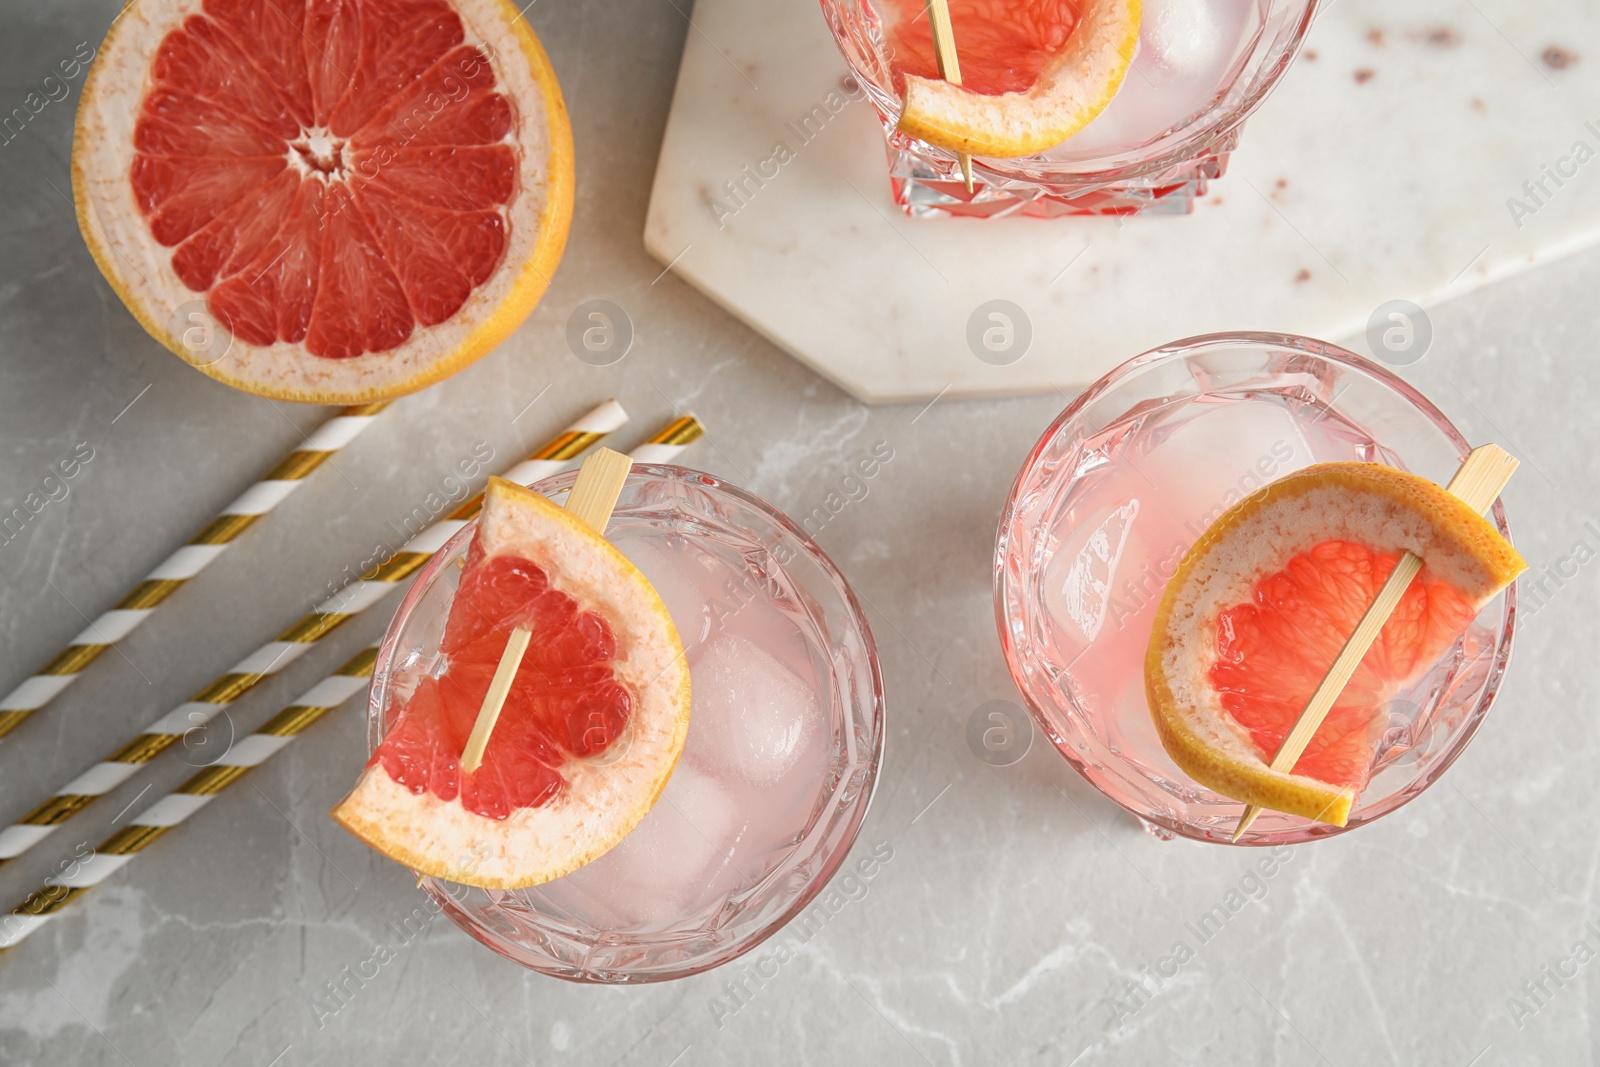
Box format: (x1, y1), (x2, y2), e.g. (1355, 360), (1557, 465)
(890, 0), (1141, 158)
(74, 0), (574, 403)
(1145, 463), (1524, 826)
(332, 477), (691, 889)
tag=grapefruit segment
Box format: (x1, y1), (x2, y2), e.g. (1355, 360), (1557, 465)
(131, 155), (289, 246)
(74, 0), (574, 402)
(887, 0), (1086, 97)
(133, 89), (289, 158)
(149, 14), (304, 139)
(304, 183), (414, 359)
(323, 3), (466, 136)
(350, 45), (511, 150)
(202, 0), (315, 125)
(355, 184), (508, 326)
(359, 145), (519, 210)
(209, 180), (326, 347)
(303, 0), (366, 127)
(332, 478), (692, 890)
(170, 169), (302, 291)
(1145, 463), (1525, 826)
(892, 0), (1141, 158)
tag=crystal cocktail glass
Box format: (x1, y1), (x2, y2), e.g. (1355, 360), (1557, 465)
(365, 464), (885, 981)
(820, 0), (1318, 217)
(995, 333), (1517, 844)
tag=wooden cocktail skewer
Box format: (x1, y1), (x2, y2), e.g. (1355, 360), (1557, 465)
(1231, 444), (1520, 842)
(460, 447), (634, 775)
(925, 0), (975, 194)
(459, 627), (533, 775)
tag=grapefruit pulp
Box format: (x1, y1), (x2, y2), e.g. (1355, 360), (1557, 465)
(74, 0), (574, 402)
(332, 477), (691, 889)
(889, 0), (1141, 158)
(1146, 463), (1525, 825)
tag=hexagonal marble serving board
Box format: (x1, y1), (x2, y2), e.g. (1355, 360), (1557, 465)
(644, 0), (1600, 403)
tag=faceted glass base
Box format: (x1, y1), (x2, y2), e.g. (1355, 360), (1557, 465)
(886, 132), (1240, 219)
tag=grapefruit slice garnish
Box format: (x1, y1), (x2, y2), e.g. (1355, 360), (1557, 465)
(73, 0), (574, 403)
(331, 477), (691, 890)
(1145, 463), (1525, 826)
(891, 0), (1141, 158)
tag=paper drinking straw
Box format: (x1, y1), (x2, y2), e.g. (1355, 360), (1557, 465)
(0, 402), (390, 742)
(627, 414), (704, 463)
(0, 405), (705, 955)
(0, 645), (380, 953)
(0, 400), (628, 867)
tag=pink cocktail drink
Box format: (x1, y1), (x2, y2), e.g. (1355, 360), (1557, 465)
(1037, 404), (1310, 770)
(367, 464), (884, 981)
(822, 0), (1318, 216)
(996, 334), (1517, 843)
(883, 0), (1255, 159)
(1042, 0), (1257, 159)
(529, 528), (834, 929)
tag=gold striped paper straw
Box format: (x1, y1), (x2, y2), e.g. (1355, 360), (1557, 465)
(627, 413), (704, 463)
(0, 402), (390, 741)
(0, 404), (705, 954)
(0, 645), (380, 953)
(0, 399), (628, 866)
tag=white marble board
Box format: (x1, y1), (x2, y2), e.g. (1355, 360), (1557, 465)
(645, 0), (1600, 402)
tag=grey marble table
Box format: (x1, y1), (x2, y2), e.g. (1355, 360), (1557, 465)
(2, 1), (1598, 1065)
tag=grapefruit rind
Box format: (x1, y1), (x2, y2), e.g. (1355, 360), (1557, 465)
(895, 0), (1141, 158)
(331, 477), (691, 889)
(1145, 462), (1525, 827)
(72, 0), (574, 404)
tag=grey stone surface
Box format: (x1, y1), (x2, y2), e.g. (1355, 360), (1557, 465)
(1, 1), (1598, 1065)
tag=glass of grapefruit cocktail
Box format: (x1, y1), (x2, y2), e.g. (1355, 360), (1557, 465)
(362, 464), (885, 981)
(820, 0), (1318, 216)
(995, 333), (1519, 843)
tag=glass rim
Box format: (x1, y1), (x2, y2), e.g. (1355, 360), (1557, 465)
(366, 462), (888, 981)
(819, 0), (1320, 185)
(992, 331), (1518, 845)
